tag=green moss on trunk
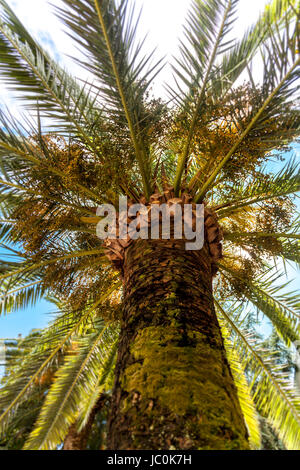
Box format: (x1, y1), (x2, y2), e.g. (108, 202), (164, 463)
(107, 239), (249, 450)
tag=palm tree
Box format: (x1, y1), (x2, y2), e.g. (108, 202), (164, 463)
(0, 315), (113, 450)
(0, 0), (299, 450)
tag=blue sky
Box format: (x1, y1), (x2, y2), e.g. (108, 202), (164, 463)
(0, 0), (299, 342)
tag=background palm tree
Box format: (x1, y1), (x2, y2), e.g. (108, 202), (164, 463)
(0, 312), (114, 450)
(0, 0), (299, 450)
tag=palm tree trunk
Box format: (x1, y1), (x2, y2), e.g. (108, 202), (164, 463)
(63, 424), (89, 450)
(63, 396), (106, 450)
(107, 239), (249, 450)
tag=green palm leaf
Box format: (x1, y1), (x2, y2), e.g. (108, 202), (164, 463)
(194, 11), (299, 201)
(0, 279), (44, 315)
(0, 0), (103, 138)
(211, 0), (298, 97)
(24, 320), (118, 450)
(218, 312), (261, 449)
(173, 0), (239, 194)
(221, 265), (300, 345)
(0, 284), (120, 432)
(216, 300), (300, 450)
(56, 0), (164, 198)
(216, 159), (300, 218)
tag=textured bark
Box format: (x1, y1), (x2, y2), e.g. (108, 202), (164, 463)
(63, 396), (106, 450)
(63, 424), (89, 450)
(107, 239), (249, 450)
(103, 188), (223, 275)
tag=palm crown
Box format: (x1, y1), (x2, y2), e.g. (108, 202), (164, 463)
(0, 0), (299, 450)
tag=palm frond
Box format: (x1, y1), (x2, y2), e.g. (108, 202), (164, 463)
(225, 231), (300, 270)
(0, 284), (120, 433)
(0, 248), (106, 283)
(220, 264), (300, 345)
(216, 300), (300, 450)
(194, 14), (299, 201)
(173, 0), (239, 194)
(278, 237), (300, 268)
(0, 109), (102, 203)
(0, 0), (103, 140)
(56, 0), (164, 198)
(218, 311), (261, 449)
(211, 0), (298, 97)
(215, 158), (300, 217)
(0, 279), (45, 315)
(225, 231), (300, 242)
(24, 320), (118, 450)
(76, 358), (115, 432)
